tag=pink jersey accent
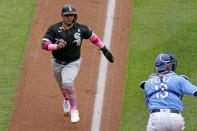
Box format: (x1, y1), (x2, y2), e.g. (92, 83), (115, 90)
(43, 41), (50, 50)
(89, 33), (104, 48)
(43, 41), (58, 51)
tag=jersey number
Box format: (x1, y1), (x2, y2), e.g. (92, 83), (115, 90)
(154, 83), (168, 98)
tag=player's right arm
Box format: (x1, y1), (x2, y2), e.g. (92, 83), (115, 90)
(41, 25), (65, 51)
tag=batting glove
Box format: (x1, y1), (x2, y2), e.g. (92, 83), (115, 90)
(100, 46), (114, 63)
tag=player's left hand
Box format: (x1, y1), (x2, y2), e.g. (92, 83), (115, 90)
(57, 42), (66, 50)
(100, 46), (114, 63)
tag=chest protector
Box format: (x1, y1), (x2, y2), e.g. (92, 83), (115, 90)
(147, 72), (183, 101)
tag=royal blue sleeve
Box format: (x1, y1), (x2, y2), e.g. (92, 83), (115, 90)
(180, 77), (197, 95)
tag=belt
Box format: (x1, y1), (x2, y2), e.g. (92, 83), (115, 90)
(150, 109), (180, 114)
(54, 59), (69, 65)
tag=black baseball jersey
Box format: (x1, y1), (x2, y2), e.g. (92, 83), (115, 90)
(43, 21), (92, 63)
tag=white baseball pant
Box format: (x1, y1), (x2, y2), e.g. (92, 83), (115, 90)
(146, 111), (185, 131)
(51, 57), (82, 89)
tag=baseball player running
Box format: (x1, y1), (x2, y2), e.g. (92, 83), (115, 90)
(41, 4), (114, 123)
(140, 53), (197, 131)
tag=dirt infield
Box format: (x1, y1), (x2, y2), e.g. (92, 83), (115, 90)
(9, 0), (132, 130)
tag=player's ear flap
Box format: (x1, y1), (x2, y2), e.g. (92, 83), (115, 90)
(139, 81), (146, 90)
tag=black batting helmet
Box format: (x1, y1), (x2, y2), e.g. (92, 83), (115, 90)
(62, 4), (77, 23)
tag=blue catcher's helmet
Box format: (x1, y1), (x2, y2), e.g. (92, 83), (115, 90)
(154, 53), (177, 72)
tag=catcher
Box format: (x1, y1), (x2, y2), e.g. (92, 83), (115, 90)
(140, 53), (197, 131)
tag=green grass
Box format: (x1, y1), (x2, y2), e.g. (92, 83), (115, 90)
(0, 0), (37, 130)
(121, 0), (197, 130)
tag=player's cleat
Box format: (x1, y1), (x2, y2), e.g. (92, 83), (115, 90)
(70, 108), (80, 123)
(63, 100), (70, 116)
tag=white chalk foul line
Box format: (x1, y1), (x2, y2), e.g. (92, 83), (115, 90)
(91, 0), (116, 131)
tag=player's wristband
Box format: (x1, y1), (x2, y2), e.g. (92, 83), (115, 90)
(89, 33), (104, 49)
(43, 41), (58, 51)
(43, 41), (50, 50)
(48, 43), (58, 50)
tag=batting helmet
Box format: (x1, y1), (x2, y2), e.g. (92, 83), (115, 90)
(154, 53), (177, 72)
(62, 4), (77, 23)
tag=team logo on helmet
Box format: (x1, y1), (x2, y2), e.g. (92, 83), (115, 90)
(68, 6), (72, 11)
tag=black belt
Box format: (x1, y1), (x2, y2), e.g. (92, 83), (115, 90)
(150, 109), (180, 114)
(55, 59), (69, 65)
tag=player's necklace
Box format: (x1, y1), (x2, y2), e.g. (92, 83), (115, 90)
(62, 23), (74, 30)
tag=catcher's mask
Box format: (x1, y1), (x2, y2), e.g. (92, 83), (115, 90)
(62, 4), (77, 23)
(154, 53), (177, 72)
